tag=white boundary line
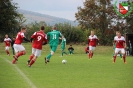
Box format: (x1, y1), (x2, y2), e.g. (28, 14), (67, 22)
(1, 57), (37, 88)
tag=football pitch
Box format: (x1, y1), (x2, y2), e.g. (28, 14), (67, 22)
(0, 43), (133, 88)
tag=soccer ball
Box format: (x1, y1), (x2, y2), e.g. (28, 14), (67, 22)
(62, 60), (67, 64)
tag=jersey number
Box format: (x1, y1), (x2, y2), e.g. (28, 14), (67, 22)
(37, 36), (42, 41)
(52, 34), (56, 39)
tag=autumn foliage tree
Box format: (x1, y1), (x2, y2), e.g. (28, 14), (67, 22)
(75, 0), (117, 45)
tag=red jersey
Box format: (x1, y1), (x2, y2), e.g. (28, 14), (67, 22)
(88, 35), (98, 47)
(15, 32), (25, 44)
(4, 38), (12, 46)
(31, 31), (47, 50)
(114, 36), (125, 48)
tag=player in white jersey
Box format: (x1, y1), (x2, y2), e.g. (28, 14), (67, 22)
(88, 31), (99, 59)
(113, 31), (126, 64)
(4, 34), (12, 56)
(12, 27), (30, 64)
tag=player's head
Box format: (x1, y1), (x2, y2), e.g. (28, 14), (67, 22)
(21, 27), (26, 33)
(91, 30), (94, 36)
(5, 34), (8, 38)
(40, 26), (45, 31)
(116, 31), (121, 37)
(115, 31), (119, 36)
(52, 26), (57, 30)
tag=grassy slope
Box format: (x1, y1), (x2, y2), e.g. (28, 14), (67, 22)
(0, 43), (133, 88)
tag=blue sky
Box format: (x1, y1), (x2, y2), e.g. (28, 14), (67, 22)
(12, 0), (127, 21)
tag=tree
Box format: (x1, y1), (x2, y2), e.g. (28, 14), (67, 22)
(17, 14), (26, 26)
(0, 0), (19, 39)
(125, 1), (133, 34)
(75, 0), (116, 45)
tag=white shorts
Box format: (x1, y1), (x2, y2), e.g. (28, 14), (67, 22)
(5, 46), (10, 50)
(115, 48), (125, 54)
(13, 44), (25, 53)
(32, 48), (42, 57)
(89, 46), (95, 51)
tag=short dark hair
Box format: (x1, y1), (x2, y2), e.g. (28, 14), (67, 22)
(41, 26), (45, 30)
(21, 27), (26, 30)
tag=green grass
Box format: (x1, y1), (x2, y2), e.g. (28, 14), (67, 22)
(0, 43), (133, 88)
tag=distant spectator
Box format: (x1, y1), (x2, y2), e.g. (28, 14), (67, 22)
(68, 45), (74, 55)
(125, 46), (129, 56)
(11, 37), (15, 55)
(85, 46), (89, 54)
(127, 40), (132, 56)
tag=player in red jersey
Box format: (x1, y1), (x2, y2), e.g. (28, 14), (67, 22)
(88, 30), (99, 59)
(27, 26), (47, 67)
(12, 27), (30, 64)
(4, 34), (12, 56)
(113, 31), (126, 64)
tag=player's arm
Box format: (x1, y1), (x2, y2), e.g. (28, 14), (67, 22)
(59, 32), (62, 37)
(95, 36), (99, 45)
(23, 37), (30, 42)
(30, 38), (34, 42)
(46, 32), (50, 36)
(64, 38), (66, 47)
(20, 33), (30, 42)
(97, 38), (99, 45)
(123, 42), (126, 49)
(113, 37), (116, 49)
(9, 38), (12, 42)
(43, 35), (48, 45)
(113, 41), (115, 49)
(30, 35), (35, 42)
(65, 42), (66, 48)
(30, 32), (37, 42)
(123, 38), (126, 49)
(42, 40), (48, 45)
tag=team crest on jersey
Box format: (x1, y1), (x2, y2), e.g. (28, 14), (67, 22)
(114, 0), (133, 17)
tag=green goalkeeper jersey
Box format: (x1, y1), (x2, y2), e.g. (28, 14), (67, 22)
(47, 30), (62, 46)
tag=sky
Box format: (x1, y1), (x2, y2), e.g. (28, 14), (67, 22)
(12, 0), (129, 21)
(12, 0), (85, 21)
